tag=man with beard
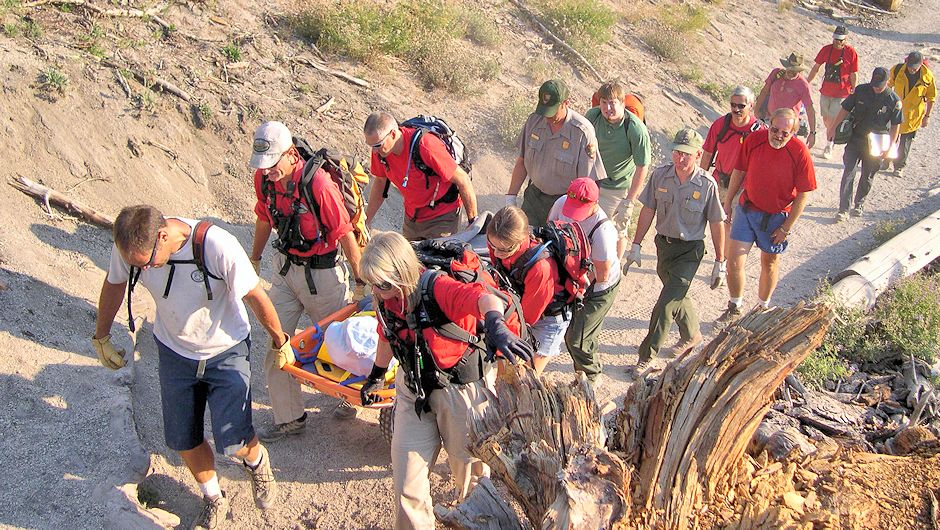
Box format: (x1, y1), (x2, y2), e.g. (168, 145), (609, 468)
(701, 85), (764, 197)
(717, 108), (817, 323)
(584, 79), (652, 258)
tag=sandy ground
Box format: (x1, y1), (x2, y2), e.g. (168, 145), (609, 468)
(0, 0), (939, 528)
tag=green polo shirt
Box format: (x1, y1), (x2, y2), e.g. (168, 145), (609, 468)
(584, 107), (651, 191)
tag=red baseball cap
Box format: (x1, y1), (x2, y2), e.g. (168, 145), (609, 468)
(562, 177), (599, 221)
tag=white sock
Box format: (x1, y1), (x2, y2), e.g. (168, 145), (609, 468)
(729, 297), (743, 307)
(198, 474), (222, 499)
(759, 298), (770, 308)
(244, 450), (263, 469)
(827, 140), (834, 148)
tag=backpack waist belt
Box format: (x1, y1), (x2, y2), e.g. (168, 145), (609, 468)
(277, 249), (339, 295)
(411, 182), (459, 221)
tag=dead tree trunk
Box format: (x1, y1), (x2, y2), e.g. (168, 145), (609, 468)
(458, 302), (830, 530)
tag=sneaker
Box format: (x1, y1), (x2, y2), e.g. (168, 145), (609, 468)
(664, 333), (703, 357)
(192, 493), (229, 530)
(822, 143), (833, 160)
(243, 445), (277, 510)
(850, 207), (862, 218)
(894, 167), (905, 177)
(716, 301), (743, 324)
(331, 400), (358, 420)
(257, 412), (307, 442)
(625, 359), (651, 379)
(834, 211), (848, 223)
(879, 159), (890, 171)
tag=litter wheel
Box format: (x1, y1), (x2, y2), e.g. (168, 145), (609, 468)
(379, 405), (394, 445)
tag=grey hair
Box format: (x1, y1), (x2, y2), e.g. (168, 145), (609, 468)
(730, 85), (755, 104)
(363, 112), (397, 136)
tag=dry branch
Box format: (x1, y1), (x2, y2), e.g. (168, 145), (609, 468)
(434, 477), (523, 529)
(315, 96), (335, 114)
(113, 68), (131, 98)
(23, 0), (164, 18)
(507, 0), (603, 81)
(101, 58), (193, 103)
(290, 56), (370, 88)
(9, 175), (113, 229)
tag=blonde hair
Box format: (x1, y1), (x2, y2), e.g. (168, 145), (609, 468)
(360, 231), (422, 298)
(487, 206), (530, 247)
(596, 79), (627, 102)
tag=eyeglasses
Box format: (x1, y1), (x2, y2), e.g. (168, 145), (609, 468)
(769, 126), (794, 137)
(369, 130), (392, 149)
(141, 236), (160, 270)
(488, 238), (520, 255)
(371, 280), (395, 291)
(730, 103), (748, 110)
(566, 192), (593, 203)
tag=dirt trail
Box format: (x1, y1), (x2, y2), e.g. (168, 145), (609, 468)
(0, 0), (939, 528)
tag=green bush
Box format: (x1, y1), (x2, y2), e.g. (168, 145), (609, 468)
(698, 81), (733, 103)
(874, 274), (940, 364)
(537, 0), (616, 58)
(37, 66), (68, 95)
(497, 95), (531, 147)
(221, 42), (242, 62)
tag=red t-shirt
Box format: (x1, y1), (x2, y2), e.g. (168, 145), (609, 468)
(703, 115), (763, 175)
(734, 129), (817, 214)
(765, 69), (813, 115)
(814, 44), (859, 98)
(493, 238), (563, 325)
(376, 274), (486, 368)
(253, 160), (353, 257)
(369, 127), (461, 222)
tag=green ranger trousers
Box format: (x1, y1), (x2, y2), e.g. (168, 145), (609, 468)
(565, 279), (621, 383)
(637, 235), (704, 363)
(521, 183), (563, 228)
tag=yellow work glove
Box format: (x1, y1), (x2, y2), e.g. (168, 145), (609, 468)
(91, 335), (126, 370)
(272, 333), (295, 370)
(250, 258), (261, 275)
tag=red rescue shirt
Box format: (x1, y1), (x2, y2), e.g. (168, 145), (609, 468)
(735, 129), (817, 214)
(376, 274), (487, 369)
(493, 238), (564, 325)
(370, 127), (462, 222)
(703, 115), (763, 176)
(815, 44), (859, 99)
(253, 160), (353, 257)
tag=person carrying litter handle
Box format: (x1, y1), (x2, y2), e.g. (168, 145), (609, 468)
(357, 231), (532, 530)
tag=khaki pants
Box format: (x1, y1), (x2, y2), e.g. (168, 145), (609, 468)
(402, 207), (462, 241)
(597, 185), (633, 238)
(391, 368), (491, 530)
(264, 252), (350, 424)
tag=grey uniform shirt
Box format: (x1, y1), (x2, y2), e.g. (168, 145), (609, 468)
(638, 164), (725, 241)
(516, 109), (607, 195)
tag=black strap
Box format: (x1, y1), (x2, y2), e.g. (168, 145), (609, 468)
(587, 217), (610, 240)
(126, 266), (141, 332)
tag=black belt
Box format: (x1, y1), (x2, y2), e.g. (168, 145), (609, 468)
(740, 201), (784, 231)
(278, 249), (339, 295)
(656, 234), (695, 245)
(588, 277), (621, 298)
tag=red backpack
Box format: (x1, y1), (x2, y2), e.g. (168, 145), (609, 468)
(500, 220), (594, 315)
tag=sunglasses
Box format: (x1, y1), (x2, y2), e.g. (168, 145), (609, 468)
(369, 130), (392, 149)
(566, 191), (593, 203)
(769, 126), (794, 137)
(488, 238), (520, 255)
(371, 280), (395, 291)
(730, 103), (748, 110)
(141, 236), (160, 270)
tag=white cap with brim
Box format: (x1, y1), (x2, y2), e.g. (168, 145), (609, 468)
(249, 121), (293, 169)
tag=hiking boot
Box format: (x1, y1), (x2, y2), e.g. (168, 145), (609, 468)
(717, 302), (743, 324)
(257, 413), (307, 442)
(192, 493), (229, 530)
(664, 334), (703, 357)
(850, 207), (863, 218)
(879, 159), (890, 171)
(243, 445), (277, 510)
(834, 211), (848, 223)
(331, 400), (358, 420)
(821, 143), (833, 160)
(894, 167), (905, 177)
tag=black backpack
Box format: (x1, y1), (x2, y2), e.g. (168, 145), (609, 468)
(706, 114), (763, 170)
(126, 220), (219, 332)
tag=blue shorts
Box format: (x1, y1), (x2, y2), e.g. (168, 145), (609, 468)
(531, 312), (571, 358)
(729, 204), (789, 254)
(156, 337), (255, 456)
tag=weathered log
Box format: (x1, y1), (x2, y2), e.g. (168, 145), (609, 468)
(9, 175), (113, 229)
(434, 477), (524, 530)
(290, 56), (370, 88)
(506, 0), (603, 81)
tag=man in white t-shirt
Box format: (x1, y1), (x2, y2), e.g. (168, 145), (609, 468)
(91, 205), (294, 529)
(547, 177), (620, 384)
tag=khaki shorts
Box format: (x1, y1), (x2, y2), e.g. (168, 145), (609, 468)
(819, 95), (845, 120)
(597, 186), (632, 238)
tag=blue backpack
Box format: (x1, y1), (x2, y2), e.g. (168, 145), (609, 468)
(399, 115), (472, 188)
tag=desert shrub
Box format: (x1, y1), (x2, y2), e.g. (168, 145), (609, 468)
(221, 41), (242, 62)
(798, 349), (850, 389)
(497, 95), (531, 147)
(537, 0), (616, 58)
(464, 7), (500, 48)
(871, 217), (915, 246)
(873, 274), (940, 364)
(698, 81), (734, 103)
(37, 66), (68, 95)
(641, 22), (683, 61)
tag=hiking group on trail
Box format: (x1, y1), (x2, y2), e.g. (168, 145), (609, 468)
(89, 25), (935, 529)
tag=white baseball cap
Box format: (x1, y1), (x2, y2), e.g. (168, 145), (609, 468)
(249, 121), (293, 169)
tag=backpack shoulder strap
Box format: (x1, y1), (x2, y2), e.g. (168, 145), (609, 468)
(408, 128), (434, 188)
(417, 270), (478, 345)
(300, 150), (329, 242)
(716, 113), (734, 143)
(587, 217), (610, 240)
(126, 266), (141, 332)
(892, 63), (903, 80)
(191, 220), (219, 300)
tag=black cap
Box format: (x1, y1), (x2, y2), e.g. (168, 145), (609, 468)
(906, 51), (924, 67)
(871, 67), (888, 87)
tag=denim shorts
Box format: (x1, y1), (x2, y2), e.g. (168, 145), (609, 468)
(531, 312), (571, 358)
(156, 336), (255, 455)
(729, 204), (789, 254)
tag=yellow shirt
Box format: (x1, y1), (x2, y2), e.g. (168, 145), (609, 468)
(889, 64), (937, 134)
